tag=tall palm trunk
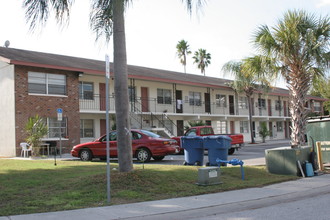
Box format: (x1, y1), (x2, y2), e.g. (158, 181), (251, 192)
(183, 55), (186, 73)
(113, 0), (133, 172)
(287, 72), (309, 147)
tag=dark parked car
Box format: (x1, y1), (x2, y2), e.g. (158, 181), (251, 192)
(71, 129), (179, 162)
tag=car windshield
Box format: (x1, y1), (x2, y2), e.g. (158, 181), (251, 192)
(99, 131), (117, 142)
(140, 130), (161, 138)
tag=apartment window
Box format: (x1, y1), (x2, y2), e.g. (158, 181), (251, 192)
(258, 98), (266, 109)
(276, 121), (283, 132)
(240, 121), (249, 133)
(79, 82), (94, 100)
(80, 119), (94, 138)
(47, 118), (67, 138)
(189, 91), (201, 106)
(314, 101), (321, 112)
(157, 89), (172, 104)
(275, 100), (282, 110)
(238, 97), (248, 109)
(217, 121), (227, 134)
(28, 72), (66, 95)
(216, 94), (227, 107)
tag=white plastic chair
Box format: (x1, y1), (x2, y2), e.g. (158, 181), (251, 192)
(20, 143), (32, 158)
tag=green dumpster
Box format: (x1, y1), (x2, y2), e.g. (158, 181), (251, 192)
(307, 116), (330, 163)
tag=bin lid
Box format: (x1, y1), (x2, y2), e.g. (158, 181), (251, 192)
(204, 135), (232, 141)
(181, 136), (204, 140)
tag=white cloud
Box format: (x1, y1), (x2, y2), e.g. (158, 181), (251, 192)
(317, 0), (330, 7)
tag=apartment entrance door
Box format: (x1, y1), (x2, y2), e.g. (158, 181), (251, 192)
(176, 90), (183, 113)
(99, 83), (106, 111)
(229, 95), (235, 115)
(204, 93), (211, 113)
(268, 99), (272, 116)
(141, 87), (149, 112)
(100, 119), (106, 136)
(176, 120), (184, 136)
(230, 121), (235, 134)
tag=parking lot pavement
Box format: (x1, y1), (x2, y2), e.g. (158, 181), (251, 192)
(10, 139), (291, 166)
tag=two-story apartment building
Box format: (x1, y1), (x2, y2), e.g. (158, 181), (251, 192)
(0, 47), (325, 157)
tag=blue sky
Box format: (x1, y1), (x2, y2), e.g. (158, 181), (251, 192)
(0, 0), (329, 87)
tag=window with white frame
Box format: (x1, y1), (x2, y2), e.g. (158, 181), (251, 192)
(157, 89), (172, 104)
(80, 119), (94, 138)
(28, 72), (66, 95)
(79, 82), (94, 100)
(258, 98), (266, 109)
(314, 101), (321, 112)
(276, 121), (283, 132)
(46, 118), (67, 138)
(238, 97), (248, 109)
(217, 121), (227, 134)
(240, 121), (249, 133)
(216, 94), (227, 107)
(189, 91), (201, 106)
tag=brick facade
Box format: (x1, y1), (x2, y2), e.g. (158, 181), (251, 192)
(15, 66), (80, 156)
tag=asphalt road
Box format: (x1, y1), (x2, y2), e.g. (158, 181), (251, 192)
(145, 139), (291, 166)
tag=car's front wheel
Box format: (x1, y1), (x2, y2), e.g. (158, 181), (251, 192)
(136, 148), (151, 162)
(80, 149), (92, 161)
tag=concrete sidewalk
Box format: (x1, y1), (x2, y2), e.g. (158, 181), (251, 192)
(2, 174), (330, 220)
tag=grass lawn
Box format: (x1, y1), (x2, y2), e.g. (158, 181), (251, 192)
(0, 159), (298, 216)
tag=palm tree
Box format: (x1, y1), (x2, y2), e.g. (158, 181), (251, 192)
(25, 115), (48, 156)
(193, 48), (211, 76)
(22, 0), (207, 172)
(176, 39), (191, 73)
(222, 56), (271, 144)
(254, 10), (330, 147)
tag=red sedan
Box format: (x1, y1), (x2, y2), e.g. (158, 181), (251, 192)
(71, 129), (179, 162)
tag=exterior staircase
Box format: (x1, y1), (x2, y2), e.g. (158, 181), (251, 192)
(129, 100), (177, 138)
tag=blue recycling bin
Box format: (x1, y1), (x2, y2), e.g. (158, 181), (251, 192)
(204, 135), (232, 166)
(181, 136), (204, 166)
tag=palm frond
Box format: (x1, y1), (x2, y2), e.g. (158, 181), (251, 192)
(182, 0), (207, 14)
(253, 25), (278, 57)
(89, 0), (114, 44)
(22, 0), (73, 31)
(193, 48), (211, 75)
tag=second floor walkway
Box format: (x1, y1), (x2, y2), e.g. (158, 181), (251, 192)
(79, 95), (292, 120)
